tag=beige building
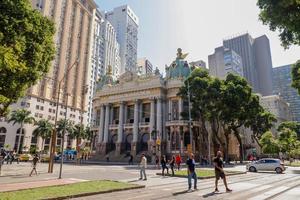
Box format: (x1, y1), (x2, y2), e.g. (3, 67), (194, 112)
(0, 0), (98, 152)
(92, 49), (207, 161)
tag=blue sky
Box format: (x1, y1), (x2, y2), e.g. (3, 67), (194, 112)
(96, 0), (300, 72)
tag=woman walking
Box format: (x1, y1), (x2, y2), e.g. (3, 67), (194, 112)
(170, 155), (175, 176)
(161, 155), (169, 176)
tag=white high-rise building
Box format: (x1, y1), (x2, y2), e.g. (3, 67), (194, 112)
(137, 58), (153, 75)
(208, 46), (243, 79)
(101, 15), (121, 78)
(105, 5), (139, 73)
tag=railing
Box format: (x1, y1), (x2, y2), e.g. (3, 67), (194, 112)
(109, 124), (118, 129)
(139, 122), (150, 126)
(166, 120), (200, 126)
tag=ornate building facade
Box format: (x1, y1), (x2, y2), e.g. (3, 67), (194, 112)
(92, 49), (204, 159)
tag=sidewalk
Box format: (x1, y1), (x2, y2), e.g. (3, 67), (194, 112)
(0, 178), (86, 192)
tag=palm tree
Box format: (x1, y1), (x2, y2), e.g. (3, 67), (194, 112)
(70, 124), (86, 154)
(84, 126), (94, 150)
(33, 119), (53, 151)
(8, 109), (35, 153)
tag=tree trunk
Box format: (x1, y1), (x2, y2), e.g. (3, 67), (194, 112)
(42, 138), (45, 152)
(199, 116), (209, 157)
(16, 122), (23, 154)
(224, 133), (230, 164)
(234, 129), (243, 163)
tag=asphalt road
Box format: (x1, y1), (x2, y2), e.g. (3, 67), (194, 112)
(1, 162), (300, 199)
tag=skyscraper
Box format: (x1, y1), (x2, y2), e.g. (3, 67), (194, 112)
(208, 46), (243, 79)
(223, 33), (273, 95)
(106, 5), (139, 74)
(273, 65), (300, 122)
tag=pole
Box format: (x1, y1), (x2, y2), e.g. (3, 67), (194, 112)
(48, 81), (60, 173)
(59, 94), (68, 179)
(208, 131), (211, 165)
(48, 59), (79, 173)
(187, 81), (193, 153)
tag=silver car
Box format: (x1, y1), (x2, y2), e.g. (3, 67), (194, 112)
(246, 158), (286, 174)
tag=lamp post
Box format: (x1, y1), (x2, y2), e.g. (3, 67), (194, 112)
(48, 59), (79, 173)
(187, 81), (193, 153)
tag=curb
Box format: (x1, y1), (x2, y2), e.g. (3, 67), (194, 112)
(156, 171), (246, 179)
(43, 184), (145, 200)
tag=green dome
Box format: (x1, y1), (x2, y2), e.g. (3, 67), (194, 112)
(165, 48), (191, 79)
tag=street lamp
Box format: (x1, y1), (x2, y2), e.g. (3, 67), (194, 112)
(48, 59), (79, 173)
(187, 81), (193, 153)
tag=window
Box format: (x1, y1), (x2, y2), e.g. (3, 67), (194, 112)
(49, 108), (52, 112)
(36, 105), (40, 109)
(40, 106), (44, 111)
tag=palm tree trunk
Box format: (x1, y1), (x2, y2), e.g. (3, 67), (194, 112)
(42, 138), (45, 152)
(16, 122), (24, 154)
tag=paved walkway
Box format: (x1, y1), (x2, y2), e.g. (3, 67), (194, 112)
(0, 178), (86, 192)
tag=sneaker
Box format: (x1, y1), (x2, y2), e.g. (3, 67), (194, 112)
(194, 187), (198, 190)
(143, 178), (147, 181)
(214, 188), (219, 192)
(138, 178), (142, 180)
(187, 189), (192, 193)
(226, 188), (232, 192)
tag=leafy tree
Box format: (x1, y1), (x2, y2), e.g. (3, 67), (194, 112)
(220, 73), (255, 162)
(278, 128), (300, 156)
(57, 119), (74, 140)
(278, 121), (300, 139)
(246, 100), (277, 147)
(257, 0), (300, 48)
(259, 131), (280, 154)
(0, 0), (55, 116)
(33, 119), (53, 151)
(291, 60), (300, 95)
(8, 109), (35, 153)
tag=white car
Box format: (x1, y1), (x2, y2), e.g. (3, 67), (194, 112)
(246, 158), (286, 174)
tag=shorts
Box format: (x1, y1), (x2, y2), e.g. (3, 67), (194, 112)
(215, 170), (225, 180)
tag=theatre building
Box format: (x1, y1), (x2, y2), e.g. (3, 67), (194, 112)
(91, 49), (211, 161)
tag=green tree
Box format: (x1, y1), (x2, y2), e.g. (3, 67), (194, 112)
(33, 119), (53, 151)
(257, 0), (300, 48)
(291, 60), (300, 94)
(0, 0), (55, 116)
(8, 109), (35, 153)
(278, 121), (300, 139)
(57, 119), (74, 147)
(259, 131), (280, 155)
(278, 128), (300, 156)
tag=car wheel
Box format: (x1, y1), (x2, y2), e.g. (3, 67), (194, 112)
(249, 166), (256, 172)
(275, 167), (282, 174)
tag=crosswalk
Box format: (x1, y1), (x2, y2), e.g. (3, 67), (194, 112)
(75, 172), (300, 200)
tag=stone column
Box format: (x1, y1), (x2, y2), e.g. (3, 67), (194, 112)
(98, 105), (105, 143)
(178, 98), (183, 120)
(131, 100), (139, 156)
(116, 102), (124, 155)
(157, 98), (162, 139)
(149, 99), (155, 141)
(102, 104), (110, 154)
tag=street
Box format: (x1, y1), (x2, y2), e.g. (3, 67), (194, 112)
(1, 162), (300, 199)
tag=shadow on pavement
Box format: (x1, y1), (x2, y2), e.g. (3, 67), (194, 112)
(202, 191), (224, 198)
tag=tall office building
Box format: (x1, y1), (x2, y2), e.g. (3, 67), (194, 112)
(208, 46), (243, 79)
(273, 65), (300, 122)
(0, 0), (97, 151)
(137, 58), (153, 75)
(105, 5), (139, 74)
(223, 33), (273, 95)
(101, 16), (121, 78)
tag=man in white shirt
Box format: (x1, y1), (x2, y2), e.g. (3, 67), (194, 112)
(139, 153), (147, 180)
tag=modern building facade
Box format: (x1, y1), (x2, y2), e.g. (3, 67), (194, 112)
(223, 33), (273, 95)
(273, 65), (300, 122)
(106, 5), (139, 73)
(259, 95), (292, 134)
(137, 58), (153, 75)
(0, 0), (98, 151)
(208, 46), (243, 79)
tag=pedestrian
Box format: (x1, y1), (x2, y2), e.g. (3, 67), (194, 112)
(139, 153), (147, 180)
(6, 152), (12, 165)
(106, 155), (109, 162)
(213, 151), (232, 193)
(155, 155), (160, 169)
(128, 154), (133, 165)
(186, 153), (197, 192)
(170, 155), (175, 176)
(161, 155), (169, 176)
(29, 154), (39, 176)
(176, 154), (182, 170)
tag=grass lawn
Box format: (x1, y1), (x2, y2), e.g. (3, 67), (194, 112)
(175, 169), (241, 177)
(0, 180), (140, 200)
(289, 162), (300, 167)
